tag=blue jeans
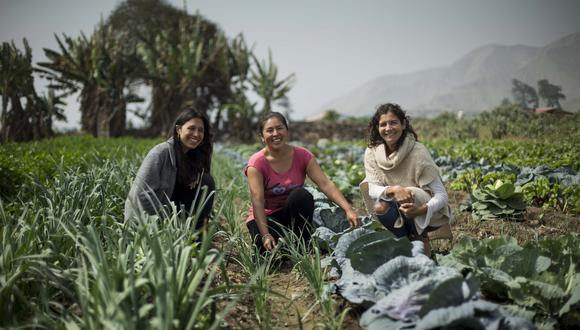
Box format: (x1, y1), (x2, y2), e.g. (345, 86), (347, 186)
(376, 200), (436, 239)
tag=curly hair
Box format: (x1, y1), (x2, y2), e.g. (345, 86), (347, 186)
(170, 108), (213, 185)
(366, 103), (418, 150)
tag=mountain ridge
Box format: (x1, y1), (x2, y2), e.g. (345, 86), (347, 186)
(319, 32), (580, 118)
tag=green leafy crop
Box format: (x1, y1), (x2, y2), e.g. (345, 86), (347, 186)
(439, 235), (580, 328)
(465, 179), (527, 221)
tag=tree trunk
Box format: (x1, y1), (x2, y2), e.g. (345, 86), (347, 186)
(81, 85), (127, 137)
(80, 85), (99, 136)
(97, 85), (126, 137)
(150, 83), (184, 137)
(3, 96), (32, 142)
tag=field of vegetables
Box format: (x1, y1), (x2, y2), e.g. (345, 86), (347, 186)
(1, 134), (579, 329)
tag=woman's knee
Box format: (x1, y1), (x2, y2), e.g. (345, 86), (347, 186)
(287, 187), (314, 207)
(288, 187), (313, 200)
(376, 201), (407, 238)
(200, 173), (215, 191)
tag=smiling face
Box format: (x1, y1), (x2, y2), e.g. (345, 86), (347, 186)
(260, 116), (288, 150)
(176, 117), (205, 152)
(378, 111), (406, 151)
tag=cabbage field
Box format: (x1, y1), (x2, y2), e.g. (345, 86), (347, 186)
(1, 134), (579, 329)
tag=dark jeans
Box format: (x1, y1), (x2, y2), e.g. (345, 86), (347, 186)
(182, 173), (215, 231)
(247, 187), (314, 253)
(377, 200), (437, 239)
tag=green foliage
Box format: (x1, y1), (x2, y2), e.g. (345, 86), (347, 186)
(438, 235), (580, 327)
(0, 135), (159, 200)
(250, 50), (295, 114)
(523, 178), (580, 213)
(426, 137), (580, 171)
(308, 142), (365, 199)
(415, 112), (480, 140)
(450, 169), (516, 193)
(467, 179), (527, 221)
(229, 142), (261, 159)
(537, 79), (566, 109)
(346, 231), (413, 274)
(522, 177), (559, 210)
(563, 185), (580, 214)
(1, 39), (62, 142)
(282, 230), (349, 330)
(0, 136), (241, 328)
(322, 110), (341, 122)
(417, 105), (579, 142)
(511, 79), (538, 109)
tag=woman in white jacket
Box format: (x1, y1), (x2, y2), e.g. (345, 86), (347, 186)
(362, 103), (451, 256)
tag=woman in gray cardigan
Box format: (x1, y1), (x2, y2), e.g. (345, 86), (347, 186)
(124, 109), (215, 230)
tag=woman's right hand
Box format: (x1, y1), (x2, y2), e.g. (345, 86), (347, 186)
(387, 186), (414, 204)
(262, 233), (276, 251)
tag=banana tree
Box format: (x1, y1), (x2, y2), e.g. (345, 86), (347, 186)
(220, 91), (257, 142)
(137, 15), (235, 136)
(249, 50), (295, 114)
(29, 89), (67, 140)
(38, 25), (138, 137)
(0, 39), (36, 142)
(212, 34), (256, 140)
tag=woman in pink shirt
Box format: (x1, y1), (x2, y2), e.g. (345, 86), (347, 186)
(245, 112), (361, 252)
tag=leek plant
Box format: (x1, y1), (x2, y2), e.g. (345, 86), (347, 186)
(204, 152), (284, 329)
(211, 153), (249, 249)
(281, 228), (350, 330)
(1, 145), (237, 329)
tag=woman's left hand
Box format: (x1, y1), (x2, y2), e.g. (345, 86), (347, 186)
(399, 203), (427, 218)
(346, 209), (362, 227)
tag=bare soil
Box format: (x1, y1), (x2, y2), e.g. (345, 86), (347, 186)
(445, 190), (580, 249)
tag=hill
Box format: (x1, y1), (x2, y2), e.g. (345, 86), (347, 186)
(320, 32), (580, 118)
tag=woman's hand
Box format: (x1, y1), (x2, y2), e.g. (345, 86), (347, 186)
(346, 209), (362, 227)
(388, 186), (414, 204)
(306, 157), (361, 228)
(262, 233), (276, 251)
(399, 203), (427, 218)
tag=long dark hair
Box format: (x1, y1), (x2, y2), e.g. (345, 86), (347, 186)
(170, 108), (213, 185)
(367, 103), (418, 150)
(258, 111), (289, 137)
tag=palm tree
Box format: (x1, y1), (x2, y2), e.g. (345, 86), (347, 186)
(38, 24), (137, 137)
(30, 89), (67, 139)
(220, 90), (257, 142)
(103, 1), (293, 138)
(39, 33), (94, 133)
(249, 50), (295, 114)
(0, 39), (36, 142)
(137, 15), (240, 136)
(36, 0), (293, 138)
(212, 34), (253, 134)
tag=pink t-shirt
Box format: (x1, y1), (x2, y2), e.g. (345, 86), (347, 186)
(244, 146), (314, 223)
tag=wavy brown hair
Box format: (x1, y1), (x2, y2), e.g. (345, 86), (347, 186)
(366, 103), (418, 150)
(170, 108), (213, 185)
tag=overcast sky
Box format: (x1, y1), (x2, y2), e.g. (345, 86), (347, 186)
(2, 0), (580, 128)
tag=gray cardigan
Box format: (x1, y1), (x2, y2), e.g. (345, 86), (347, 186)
(124, 138), (177, 220)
